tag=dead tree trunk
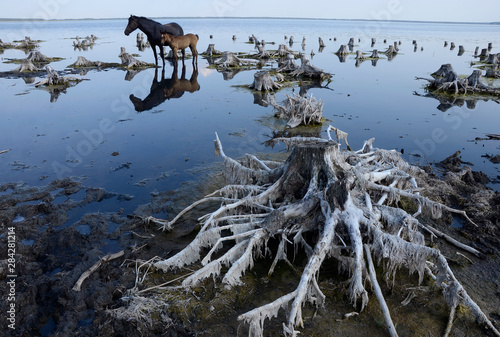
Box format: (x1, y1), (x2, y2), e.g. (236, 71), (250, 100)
(266, 92), (323, 128)
(318, 37), (325, 48)
(13, 59), (40, 72)
(27, 51), (48, 63)
(289, 54), (330, 79)
(69, 56), (103, 67)
(141, 127), (500, 337)
(249, 71), (282, 92)
(119, 47), (151, 68)
(215, 51), (247, 68)
(203, 44), (223, 57)
(418, 64), (500, 95)
(335, 45), (349, 55)
(486, 53), (499, 65)
(255, 44), (271, 58)
(34, 65), (82, 87)
(276, 44), (293, 57)
(370, 50), (380, 59)
(355, 50), (366, 60)
(385, 45), (398, 54)
(277, 53), (299, 72)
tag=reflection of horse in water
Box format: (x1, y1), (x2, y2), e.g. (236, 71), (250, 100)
(129, 65), (200, 112)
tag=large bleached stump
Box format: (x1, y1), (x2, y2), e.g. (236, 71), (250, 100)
(13, 59), (41, 72)
(34, 65), (83, 87)
(215, 51), (248, 68)
(277, 53), (299, 72)
(249, 71), (282, 91)
(141, 127), (499, 337)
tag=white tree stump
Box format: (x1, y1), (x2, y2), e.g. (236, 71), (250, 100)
(249, 71), (281, 91)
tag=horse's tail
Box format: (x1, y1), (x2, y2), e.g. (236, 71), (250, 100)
(196, 34), (199, 41)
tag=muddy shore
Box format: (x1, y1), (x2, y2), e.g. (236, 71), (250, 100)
(0, 152), (499, 337)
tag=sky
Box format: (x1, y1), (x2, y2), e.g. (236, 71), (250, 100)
(2, 0), (500, 23)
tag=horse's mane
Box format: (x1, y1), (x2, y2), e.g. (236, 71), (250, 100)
(131, 15), (162, 27)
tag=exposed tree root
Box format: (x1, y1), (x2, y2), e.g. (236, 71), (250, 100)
(138, 128), (498, 337)
(417, 63), (500, 96)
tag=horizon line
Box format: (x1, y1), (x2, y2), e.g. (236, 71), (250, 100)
(0, 16), (498, 25)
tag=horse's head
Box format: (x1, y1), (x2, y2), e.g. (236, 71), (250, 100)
(124, 15), (138, 36)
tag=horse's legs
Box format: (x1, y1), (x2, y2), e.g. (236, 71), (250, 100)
(190, 46), (198, 65)
(152, 46), (158, 66)
(159, 45), (166, 68)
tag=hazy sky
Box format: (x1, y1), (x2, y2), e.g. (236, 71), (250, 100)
(3, 0), (500, 23)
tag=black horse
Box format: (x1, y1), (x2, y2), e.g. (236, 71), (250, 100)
(124, 15), (184, 67)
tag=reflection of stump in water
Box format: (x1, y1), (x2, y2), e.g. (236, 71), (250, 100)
(249, 71), (281, 91)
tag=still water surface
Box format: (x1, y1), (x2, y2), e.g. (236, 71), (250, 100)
(1, 18), (499, 216)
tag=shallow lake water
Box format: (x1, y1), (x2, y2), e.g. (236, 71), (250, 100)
(1, 18), (500, 218)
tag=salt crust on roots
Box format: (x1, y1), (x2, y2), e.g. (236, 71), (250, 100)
(144, 127), (499, 337)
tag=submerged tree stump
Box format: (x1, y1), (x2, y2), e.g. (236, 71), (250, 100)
(69, 56), (102, 67)
(355, 50), (366, 60)
(266, 92), (323, 128)
(13, 59), (41, 72)
(118, 47), (151, 68)
(370, 49), (380, 59)
(277, 53), (299, 72)
(202, 44), (223, 57)
(249, 71), (281, 92)
(318, 37), (326, 48)
(335, 44), (349, 56)
(34, 65), (83, 87)
(27, 51), (49, 63)
(385, 45), (398, 55)
(215, 51), (248, 68)
(289, 55), (330, 79)
(138, 127), (500, 337)
(418, 64), (500, 96)
(276, 44), (293, 57)
(485, 53), (499, 65)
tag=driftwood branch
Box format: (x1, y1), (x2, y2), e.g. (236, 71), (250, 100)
(72, 250), (125, 291)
